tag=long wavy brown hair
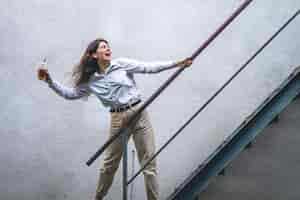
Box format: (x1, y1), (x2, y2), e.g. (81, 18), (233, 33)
(71, 38), (108, 86)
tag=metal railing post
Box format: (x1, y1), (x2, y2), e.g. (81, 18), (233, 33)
(122, 129), (129, 200)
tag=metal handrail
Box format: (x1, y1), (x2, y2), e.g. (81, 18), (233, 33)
(127, 9), (300, 185)
(86, 0), (253, 167)
(86, 1), (253, 199)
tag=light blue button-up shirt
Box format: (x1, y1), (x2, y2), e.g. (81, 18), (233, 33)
(48, 58), (177, 108)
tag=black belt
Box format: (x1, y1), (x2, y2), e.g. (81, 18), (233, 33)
(110, 99), (141, 113)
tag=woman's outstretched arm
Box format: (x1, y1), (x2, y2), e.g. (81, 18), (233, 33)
(47, 79), (90, 100)
(115, 57), (192, 74)
(37, 68), (90, 100)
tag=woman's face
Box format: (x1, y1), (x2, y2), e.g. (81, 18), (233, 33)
(93, 41), (112, 62)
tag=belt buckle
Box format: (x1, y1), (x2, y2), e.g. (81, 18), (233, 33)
(113, 100), (139, 113)
(128, 101), (137, 110)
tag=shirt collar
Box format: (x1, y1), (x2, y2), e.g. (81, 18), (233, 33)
(94, 62), (113, 77)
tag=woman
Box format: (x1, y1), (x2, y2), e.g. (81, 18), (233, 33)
(37, 38), (192, 200)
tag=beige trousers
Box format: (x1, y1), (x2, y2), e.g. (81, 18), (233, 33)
(95, 104), (159, 200)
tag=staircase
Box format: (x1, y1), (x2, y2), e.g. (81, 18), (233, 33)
(167, 66), (300, 200)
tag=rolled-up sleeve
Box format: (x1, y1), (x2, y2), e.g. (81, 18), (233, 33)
(115, 57), (177, 74)
(48, 79), (90, 100)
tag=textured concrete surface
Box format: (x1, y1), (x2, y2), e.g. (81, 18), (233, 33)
(1, 0), (300, 199)
(201, 98), (300, 200)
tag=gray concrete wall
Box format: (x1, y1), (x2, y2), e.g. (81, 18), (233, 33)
(0, 0), (300, 199)
(201, 98), (300, 200)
